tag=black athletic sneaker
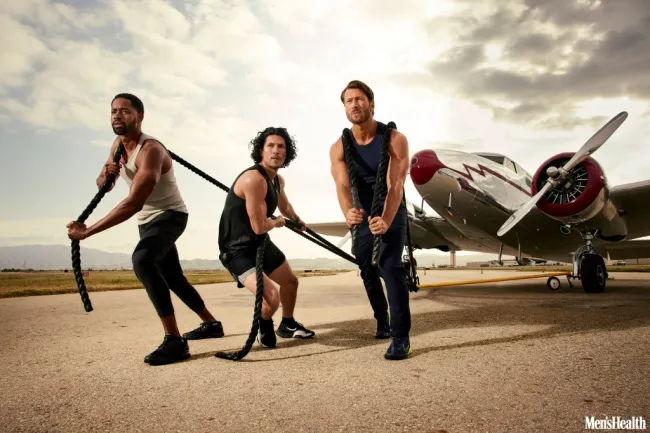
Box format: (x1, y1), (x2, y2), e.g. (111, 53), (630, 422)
(144, 335), (191, 366)
(276, 318), (315, 339)
(376, 312), (390, 339)
(183, 321), (224, 340)
(258, 318), (277, 348)
(384, 337), (412, 360)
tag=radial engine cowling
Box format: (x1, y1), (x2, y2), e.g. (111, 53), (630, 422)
(531, 152), (627, 241)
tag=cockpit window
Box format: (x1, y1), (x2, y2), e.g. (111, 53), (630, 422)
(474, 153), (505, 165)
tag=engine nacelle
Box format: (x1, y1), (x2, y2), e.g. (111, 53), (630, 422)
(531, 152), (627, 241)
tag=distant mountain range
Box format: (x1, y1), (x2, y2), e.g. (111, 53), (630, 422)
(0, 244), (502, 271)
(0, 244), (360, 271)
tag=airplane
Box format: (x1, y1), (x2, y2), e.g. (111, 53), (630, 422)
(307, 111), (650, 293)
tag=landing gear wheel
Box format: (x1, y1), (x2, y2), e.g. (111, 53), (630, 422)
(580, 253), (607, 293)
(547, 276), (561, 291)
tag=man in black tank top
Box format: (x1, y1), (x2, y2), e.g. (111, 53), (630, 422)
(329, 80), (413, 360)
(218, 127), (315, 348)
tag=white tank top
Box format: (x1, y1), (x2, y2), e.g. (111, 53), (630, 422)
(118, 133), (188, 224)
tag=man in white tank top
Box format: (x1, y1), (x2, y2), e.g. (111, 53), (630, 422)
(66, 93), (225, 366)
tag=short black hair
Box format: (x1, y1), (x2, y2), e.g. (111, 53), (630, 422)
(248, 127), (297, 168)
(340, 80), (374, 103)
(112, 93), (144, 113)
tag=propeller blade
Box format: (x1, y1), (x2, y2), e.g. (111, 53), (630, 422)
(497, 182), (552, 237)
(563, 111), (628, 172)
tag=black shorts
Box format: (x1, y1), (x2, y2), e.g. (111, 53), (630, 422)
(219, 240), (286, 288)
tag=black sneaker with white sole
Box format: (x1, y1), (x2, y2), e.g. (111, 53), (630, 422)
(276, 318), (315, 339)
(183, 321), (224, 340)
(144, 335), (191, 366)
(258, 318), (277, 348)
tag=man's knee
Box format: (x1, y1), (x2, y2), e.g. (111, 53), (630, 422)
(284, 272), (299, 289)
(243, 272), (281, 312)
(268, 261), (299, 291)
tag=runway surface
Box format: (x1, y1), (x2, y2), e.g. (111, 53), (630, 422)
(1, 269), (649, 432)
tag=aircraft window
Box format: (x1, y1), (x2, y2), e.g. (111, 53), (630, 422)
(475, 153), (505, 165)
(525, 176), (532, 188)
(504, 158), (516, 173)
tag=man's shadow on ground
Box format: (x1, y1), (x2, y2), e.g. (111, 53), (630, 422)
(187, 283), (650, 363)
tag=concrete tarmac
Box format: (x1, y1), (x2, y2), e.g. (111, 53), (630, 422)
(1, 269), (649, 432)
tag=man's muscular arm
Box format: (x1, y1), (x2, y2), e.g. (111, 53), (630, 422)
(330, 138), (353, 216)
(277, 175), (306, 231)
(277, 175), (299, 221)
(381, 130), (410, 226)
(85, 141), (164, 237)
(242, 172), (283, 235)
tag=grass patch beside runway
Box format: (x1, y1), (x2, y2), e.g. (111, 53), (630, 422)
(0, 269), (345, 298)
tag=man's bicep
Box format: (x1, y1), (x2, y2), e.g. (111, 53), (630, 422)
(388, 134), (410, 184)
(330, 144), (351, 188)
(243, 176), (268, 220)
(128, 146), (164, 201)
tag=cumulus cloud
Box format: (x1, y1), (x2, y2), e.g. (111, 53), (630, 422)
(2, 0), (649, 259)
(398, 0), (650, 130)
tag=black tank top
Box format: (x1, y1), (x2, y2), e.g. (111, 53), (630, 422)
(347, 121), (406, 214)
(218, 164), (281, 254)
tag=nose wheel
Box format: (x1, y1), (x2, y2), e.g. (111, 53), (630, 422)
(567, 230), (608, 293)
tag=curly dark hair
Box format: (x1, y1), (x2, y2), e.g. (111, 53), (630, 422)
(248, 126), (298, 168)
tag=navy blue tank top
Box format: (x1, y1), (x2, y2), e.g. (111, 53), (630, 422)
(346, 121), (406, 215)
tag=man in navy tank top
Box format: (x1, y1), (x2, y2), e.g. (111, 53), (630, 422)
(329, 80), (412, 360)
(218, 127), (316, 349)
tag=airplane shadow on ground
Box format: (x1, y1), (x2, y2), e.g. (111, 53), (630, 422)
(187, 284), (650, 363)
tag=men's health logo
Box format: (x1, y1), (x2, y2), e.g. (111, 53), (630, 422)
(585, 416), (646, 430)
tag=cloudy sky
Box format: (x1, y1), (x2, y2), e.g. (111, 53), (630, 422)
(1, 0), (649, 262)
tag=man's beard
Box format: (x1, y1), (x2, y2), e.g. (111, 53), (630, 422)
(348, 109), (370, 124)
(112, 121), (131, 135)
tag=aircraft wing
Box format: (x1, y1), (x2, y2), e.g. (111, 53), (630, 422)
(307, 213), (469, 252)
(601, 239), (650, 260)
(611, 180), (650, 239)
(306, 221), (349, 237)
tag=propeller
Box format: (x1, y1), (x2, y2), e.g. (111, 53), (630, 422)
(497, 111), (628, 237)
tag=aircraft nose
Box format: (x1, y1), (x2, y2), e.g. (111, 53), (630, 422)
(410, 149), (444, 185)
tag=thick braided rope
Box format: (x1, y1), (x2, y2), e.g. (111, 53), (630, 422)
(71, 141), (126, 312)
(341, 128), (362, 257)
(167, 149), (355, 263)
(214, 234), (268, 361)
(370, 122), (396, 267)
(71, 144), (356, 313)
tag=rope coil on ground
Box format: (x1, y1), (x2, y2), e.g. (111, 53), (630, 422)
(71, 141), (125, 312)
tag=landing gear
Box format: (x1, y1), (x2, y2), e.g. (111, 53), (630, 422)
(568, 230), (608, 293)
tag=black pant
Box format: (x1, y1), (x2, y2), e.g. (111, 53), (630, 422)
(132, 210), (205, 317)
(356, 207), (411, 338)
